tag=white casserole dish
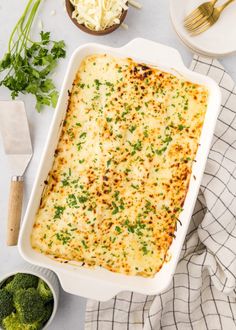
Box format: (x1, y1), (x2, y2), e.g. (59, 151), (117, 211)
(19, 39), (221, 301)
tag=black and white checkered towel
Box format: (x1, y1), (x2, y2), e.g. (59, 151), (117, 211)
(85, 56), (236, 330)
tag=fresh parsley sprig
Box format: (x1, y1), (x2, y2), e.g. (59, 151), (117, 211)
(0, 0), (66, 112)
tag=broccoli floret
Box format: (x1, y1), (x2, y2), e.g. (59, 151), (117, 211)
(14, 288), (45, 324)
(1, 275), (14, 288)
(42, 302), (53, 324)
(2, 312), (42, 330)
(37, 279), (53, 303)
(0, 289), (14, 324)
(5, 273), (38, 294)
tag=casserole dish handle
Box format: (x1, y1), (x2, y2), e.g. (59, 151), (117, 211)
(56, 270), (122, 301)
(120, 38), (186, 71)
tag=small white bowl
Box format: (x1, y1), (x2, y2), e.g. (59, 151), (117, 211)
(0, 263), (60, 330)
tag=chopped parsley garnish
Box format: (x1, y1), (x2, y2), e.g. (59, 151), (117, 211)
(94, 79), (102, 90)
(128, 140), (142, 155)
(53, 206), (65, 219)
(81, 240), (88, 249)
(107, 158), (112, 167)
(61, 178), (69, 186)
(112, 202), (119, 215)
(156, 146), (167, 155)
(67, 194), (77, 208)
(144, 201), (153, 214)
(92, 94), (100, 101)
(178, 124), (185, 131)
(124, 218), (146, 235)
(55, 231), (71, 245)
(142, 245), (149, 255)
(78, 195), (88, 203)
(162, 135), (172, 144)
(76, 142), (85, 151)
(79, 132), (87, 139)
(78, 83), (85, 89)
(113, 191), (120, 201)
(156, 134), (172, 155)
(129, 125), (137, 133)
(105, 81), (114, 88)
(115, 226), (122, 233)
(121, 109), (129, 118)
(124, 168), (131, 175)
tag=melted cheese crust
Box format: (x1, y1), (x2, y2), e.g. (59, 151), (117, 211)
(31, 54), (208, 277)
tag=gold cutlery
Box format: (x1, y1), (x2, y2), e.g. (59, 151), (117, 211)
(184, 0), (217, 29)
(190, 0), (235, 35)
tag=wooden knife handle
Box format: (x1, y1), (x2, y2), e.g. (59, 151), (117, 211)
(7, 176), (24, 246)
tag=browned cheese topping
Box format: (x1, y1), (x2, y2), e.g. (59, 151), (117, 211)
(31, 54), (208, 277)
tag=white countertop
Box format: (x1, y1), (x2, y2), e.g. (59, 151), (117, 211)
(0, 1), (235, 329)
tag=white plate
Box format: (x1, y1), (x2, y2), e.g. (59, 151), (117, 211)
(171, 15), (223, 58)
(170, 0), (236, 57)
(18, 39), (221, 301)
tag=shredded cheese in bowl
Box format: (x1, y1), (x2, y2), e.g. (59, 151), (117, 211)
(70, 0), (128, 31)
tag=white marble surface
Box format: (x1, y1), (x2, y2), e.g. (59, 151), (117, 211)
(0, 1), (235, 329)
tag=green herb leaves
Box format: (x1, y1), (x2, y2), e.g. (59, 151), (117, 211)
(53, 206), (65, 219)
(66, 193), (88, 208)
(0, 0), (66, 112)
(115, 226), (122, 234)
(128, 139), (142, 156)
(155, 134), (172, 156)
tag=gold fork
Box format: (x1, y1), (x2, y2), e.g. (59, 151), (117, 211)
(184, 0), (218, 29)
(191, 0), (235, 35)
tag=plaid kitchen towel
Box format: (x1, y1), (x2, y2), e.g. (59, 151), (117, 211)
(85, 56), (236, 330)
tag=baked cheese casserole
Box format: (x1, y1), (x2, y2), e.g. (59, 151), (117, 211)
(31, 54), (208, 277)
